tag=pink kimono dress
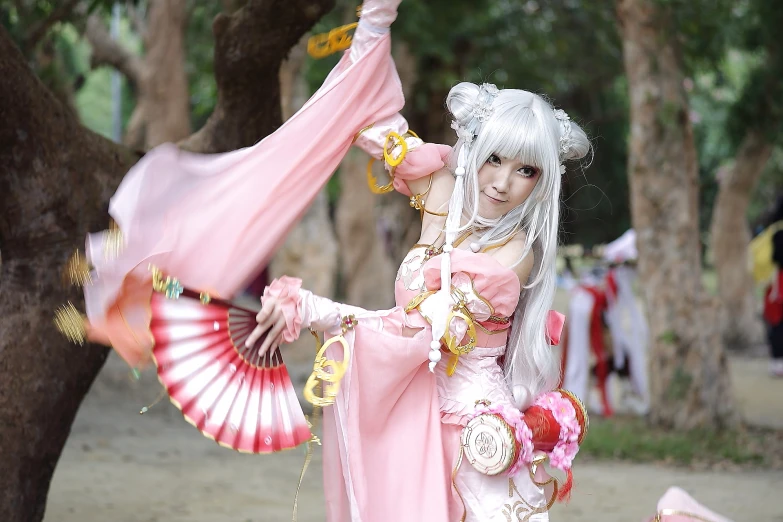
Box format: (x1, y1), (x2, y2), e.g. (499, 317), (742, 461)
(305, 245), (552, 522)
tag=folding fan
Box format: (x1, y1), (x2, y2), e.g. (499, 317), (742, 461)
(148, 268), (313, 453)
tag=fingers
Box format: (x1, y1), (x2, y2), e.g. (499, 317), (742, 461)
(255, 297), (277, 327)
(246, 298), (278, 348)
(257, 317), (286, 358)
(244, 324), (267, 349)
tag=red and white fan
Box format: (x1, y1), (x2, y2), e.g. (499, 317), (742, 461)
(149, 270), (312, 453)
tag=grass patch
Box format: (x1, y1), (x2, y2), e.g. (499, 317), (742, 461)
(579, 416), (775, 468)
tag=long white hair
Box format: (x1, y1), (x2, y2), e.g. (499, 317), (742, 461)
(445, 83), (590, 408)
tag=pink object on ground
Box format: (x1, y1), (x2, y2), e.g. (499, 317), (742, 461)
(646, 487), (734, 522)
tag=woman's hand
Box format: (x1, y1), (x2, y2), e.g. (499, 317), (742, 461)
(245, 295), (287, 357)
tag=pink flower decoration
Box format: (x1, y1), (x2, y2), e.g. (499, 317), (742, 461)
(533, 391), (582, 471)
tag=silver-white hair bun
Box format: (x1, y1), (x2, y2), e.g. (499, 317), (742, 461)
(447, 82), (591, 163)
(446, 82), (484, 130)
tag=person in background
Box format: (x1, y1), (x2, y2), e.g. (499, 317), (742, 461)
(763, 196), (783, 377)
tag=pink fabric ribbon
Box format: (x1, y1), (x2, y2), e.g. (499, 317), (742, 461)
(545, 310), (565, 346)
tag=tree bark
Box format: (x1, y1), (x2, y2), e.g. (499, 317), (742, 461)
(710, 129), (772, 351)
(0, 27), (139, 522)
(137, 0), (191, 148)
(0, 1), (334, 519)
(616, 0), (736, 430)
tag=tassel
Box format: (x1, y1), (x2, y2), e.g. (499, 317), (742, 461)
(54, 301), (87, 345)
(556, 468), (573, 502)
(446, 353), (459, 376)
(307, 22), (358, 59)
(62, 249), (93, 287)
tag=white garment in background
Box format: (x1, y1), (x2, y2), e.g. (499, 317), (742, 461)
(605, 265), (649, 413)
(562, 287), (594, 404)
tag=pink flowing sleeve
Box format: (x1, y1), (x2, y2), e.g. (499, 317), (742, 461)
(83, 7), (406, 367)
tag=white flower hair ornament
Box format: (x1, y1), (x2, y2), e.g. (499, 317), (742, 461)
(553, 108), (573, 175)
(449, 83), (499, 147)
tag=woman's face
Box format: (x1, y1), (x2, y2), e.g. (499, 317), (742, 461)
(476, 154), (541, 219)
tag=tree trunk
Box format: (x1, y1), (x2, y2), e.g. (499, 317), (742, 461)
(137, 0), (191, 148)
(0, 27), (138, 522)
(710, 129), (772, 351)
(0, 1), (334, 519)
(383, 41), (424, 266)
(616, 0), (736, 430)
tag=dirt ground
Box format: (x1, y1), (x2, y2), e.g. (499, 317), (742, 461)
(44, 351), (783, 522)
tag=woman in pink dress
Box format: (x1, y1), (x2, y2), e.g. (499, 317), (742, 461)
(71, 0), (591, 519)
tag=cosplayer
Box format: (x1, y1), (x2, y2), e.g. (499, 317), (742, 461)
(602, 230), (649, 414)
(56, 1), (592, 520)
(560, 230), (649, 416)
(752, 196), (783, 378)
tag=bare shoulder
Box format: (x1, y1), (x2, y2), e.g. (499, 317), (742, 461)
(487, 232), (534, 284)
(426, 166), (455, 208)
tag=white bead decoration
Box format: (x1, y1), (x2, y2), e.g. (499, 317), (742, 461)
(470, 242), (481, 252)
(455, 166), (466, 176)
(428, 340), (441, 371)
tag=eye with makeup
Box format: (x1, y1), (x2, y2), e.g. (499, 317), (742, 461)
(486, 154), (502, 167)
(485, 154), (539, 178)
(518, 166), (539, 178)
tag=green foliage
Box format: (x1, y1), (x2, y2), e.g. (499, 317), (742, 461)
(658, 330), (678, 344)
(184, 1), (221, 129)
(659, 0), (735, 73)
(581, 417), (767, 467)
(687, 0), (783, 233)
(73, 17), (139, 139)
(723, 0), (783, 146)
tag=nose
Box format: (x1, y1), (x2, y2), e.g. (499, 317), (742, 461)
(492, 166), (512, 194)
